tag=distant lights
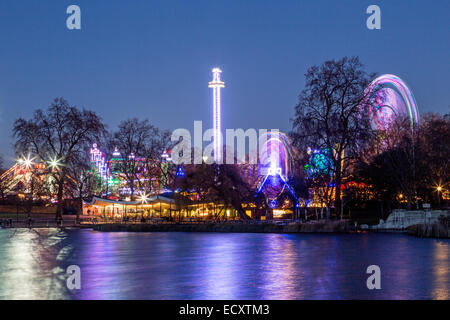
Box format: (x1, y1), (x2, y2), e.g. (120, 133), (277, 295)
(112, 147), (121, 157)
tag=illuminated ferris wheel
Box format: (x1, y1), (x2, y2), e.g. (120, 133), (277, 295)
(256, 132), (297, 207)
(364, 74), (419, 131)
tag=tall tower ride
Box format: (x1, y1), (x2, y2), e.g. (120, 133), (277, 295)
(208, 68), (225, 163)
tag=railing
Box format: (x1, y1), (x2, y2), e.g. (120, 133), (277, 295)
(0, 216), (294, 228)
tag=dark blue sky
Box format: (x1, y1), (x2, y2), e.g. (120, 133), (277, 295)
(0, 0), (448, 164)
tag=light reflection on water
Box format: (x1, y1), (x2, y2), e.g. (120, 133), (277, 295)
(0, 229), (71, 299)
(0, 229), (448, 300)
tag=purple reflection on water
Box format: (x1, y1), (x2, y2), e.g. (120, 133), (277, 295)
(0, 230), (448, 300)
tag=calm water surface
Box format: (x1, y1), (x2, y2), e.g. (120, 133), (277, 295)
(0, 228), (448, 300)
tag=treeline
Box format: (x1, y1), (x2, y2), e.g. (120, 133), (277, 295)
(289, 57), (449, 219)
(1, 56), (449, 221)
(2, 98), (172, 219)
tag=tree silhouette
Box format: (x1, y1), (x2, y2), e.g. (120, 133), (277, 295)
(291, 56), (375, 218)
(13, 98), (106, 220)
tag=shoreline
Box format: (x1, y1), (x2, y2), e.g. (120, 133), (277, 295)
(92, 220), (357, 233)
(407, 223), (450, 238)
(1, 220), (357, 234)
(2, 221), (448, 238)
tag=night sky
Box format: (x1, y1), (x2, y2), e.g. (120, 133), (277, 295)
(0, 0), (448, 165)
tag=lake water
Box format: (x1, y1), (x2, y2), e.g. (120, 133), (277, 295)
(0, 228), (448, 300)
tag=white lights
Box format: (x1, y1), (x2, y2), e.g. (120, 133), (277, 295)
(268, 163), (282, 176)
(48, 155), (62, 170)
(112, 147), (121, 157)
(138, 191), (149, 204)
(18, 155), (34, 168)
(24, 159), (32, 168)
(50, 160), (58, 168)
(161, 150), (172, 162)
(208, 68), (225, 163)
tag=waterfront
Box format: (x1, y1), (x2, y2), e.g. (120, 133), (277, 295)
(0, 229), (449, 300)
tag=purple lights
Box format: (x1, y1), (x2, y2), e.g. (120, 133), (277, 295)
(364, 74), (419, 131)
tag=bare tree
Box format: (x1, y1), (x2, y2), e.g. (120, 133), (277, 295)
(111, 118), (171, 199)
(175, 163), (255, 220)
(290, 56), (375, 219)
(13, 98), (106, 220)
(416, 113), (450, 206)
(66, 151), (96, 221)
(358, 113), (450, 210)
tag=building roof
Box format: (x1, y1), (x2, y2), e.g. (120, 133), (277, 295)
(84, 195), (175, 206)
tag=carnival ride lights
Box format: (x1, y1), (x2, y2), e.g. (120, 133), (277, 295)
(304, 147), (332, 176)
(90, 143), (175, 196)
(364, 74), (419, 131)
(90, 144), (108, 180)
(256, 132), (298, 206)
(258, 132), (293, 177)
(208, 68), (225, 163)
(176, 166), (185, 177)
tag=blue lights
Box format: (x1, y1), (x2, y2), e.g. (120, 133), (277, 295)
(256, 167), (298, 208)
(176, 166), (185, 177)
(269, 199), (277, 208)
(306, 148), (333, 176)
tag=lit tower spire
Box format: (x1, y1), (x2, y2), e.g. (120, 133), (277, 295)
(208, 68), (225, 163)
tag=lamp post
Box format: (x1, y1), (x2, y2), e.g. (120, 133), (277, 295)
(437, 186), (442, 209)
